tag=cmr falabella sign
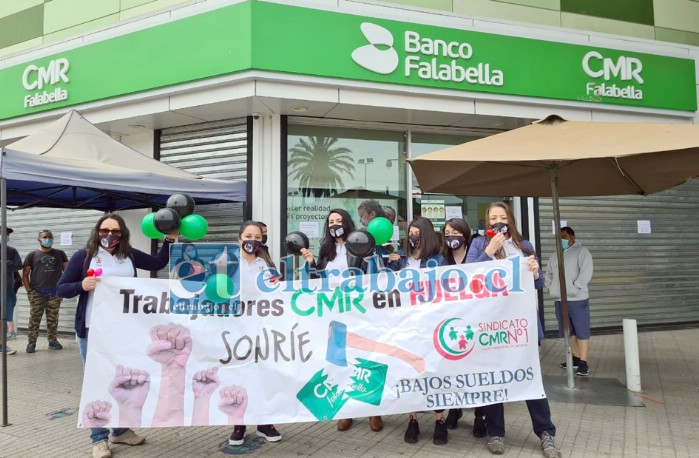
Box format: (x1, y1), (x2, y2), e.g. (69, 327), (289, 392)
(21, 57), (70, 108)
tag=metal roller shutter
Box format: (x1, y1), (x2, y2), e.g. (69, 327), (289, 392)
(157, 119), (248, 277)
(8, 208), (103, 335)
(538, 179), (699, 332)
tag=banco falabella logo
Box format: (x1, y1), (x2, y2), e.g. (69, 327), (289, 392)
(433, 318), (476, 360)
(352, 22), (399, 75)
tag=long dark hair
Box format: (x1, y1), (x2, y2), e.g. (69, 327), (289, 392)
(404, 216), (441, 260)
(85, 213), (132, 259)
(442, 217), (472, 264)
(319, 208), (356, 263)
(238, 220), (275, 269)
(485, 201), (534, 258)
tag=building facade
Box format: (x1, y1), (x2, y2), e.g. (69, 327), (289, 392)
(1, 0), (698, 334)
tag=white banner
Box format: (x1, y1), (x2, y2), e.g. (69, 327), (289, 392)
(79, 257), (545, 428)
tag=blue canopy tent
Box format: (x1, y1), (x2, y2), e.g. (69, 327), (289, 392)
(0, 110), (246, 424)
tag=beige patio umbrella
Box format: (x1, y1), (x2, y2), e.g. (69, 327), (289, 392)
(408, 114), (699, 387)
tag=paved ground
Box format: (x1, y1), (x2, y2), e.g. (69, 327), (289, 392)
(1, 328), (698, 457)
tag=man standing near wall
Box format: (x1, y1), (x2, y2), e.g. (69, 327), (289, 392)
(545, 227), (594, 376)
(22, 229), (68, 353)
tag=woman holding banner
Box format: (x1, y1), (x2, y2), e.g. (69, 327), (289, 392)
(300, 209), (384, 433)
(441, 218), (487, 437)
(57, 213), (177, 458)
(386, 216), (449, 445)
(465, 202), (561, 458)
(224, 220), (284, 445)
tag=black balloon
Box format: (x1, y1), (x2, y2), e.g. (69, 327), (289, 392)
(345, 230), (376, 258)
(285, 231), (309, 255)
(166, 194), (195, 217)
(154, 208), (181, 233)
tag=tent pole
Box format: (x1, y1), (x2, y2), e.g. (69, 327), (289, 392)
(550, 167), (574, 388)
(1, 176), (9, 426)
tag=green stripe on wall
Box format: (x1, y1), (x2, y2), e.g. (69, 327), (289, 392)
(0, 5), (43, 48)
(561, 0), (654, 26)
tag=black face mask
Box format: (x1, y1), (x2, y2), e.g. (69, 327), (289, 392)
(445, 235), (465, 250)
(242, 240), (262, 254)
(491, 222), (508, 234)
(261, 235), (268, 245)
(329, 225), (344, 238)
(409, 234), (421, 248)
(99, 234), (121, 249)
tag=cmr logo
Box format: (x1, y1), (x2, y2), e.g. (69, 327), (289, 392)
(21, 57), (70, 108)
(582, 51), (644, 101)
(351, 22), (399, 74)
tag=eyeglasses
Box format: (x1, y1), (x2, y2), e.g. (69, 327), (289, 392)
(99, 228), (122, 236)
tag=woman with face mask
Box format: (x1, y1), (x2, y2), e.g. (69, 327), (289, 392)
(300, 209), (357, 274)
(465, 202), (561, 458)
(438, 218), (488, 437)
(299, 209), (384, 433)
(56, 213), (178, 458)
(225, 221), (283, 446)
(386, 217), (449, 445)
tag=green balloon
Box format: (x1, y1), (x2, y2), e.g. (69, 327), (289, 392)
(141, 212), (165, 239)
(367, 217), (393, 245)
(205, 273), (234, 303)
(179, 214), (208, 241)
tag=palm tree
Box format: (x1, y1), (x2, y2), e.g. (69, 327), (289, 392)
(288, 136), (355, 198)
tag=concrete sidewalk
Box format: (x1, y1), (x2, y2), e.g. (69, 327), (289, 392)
(1, 328), (698, 457)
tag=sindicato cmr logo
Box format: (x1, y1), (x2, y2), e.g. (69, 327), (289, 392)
(352, 22), (399, 75)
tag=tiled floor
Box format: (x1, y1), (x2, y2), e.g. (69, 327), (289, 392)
(1, 328), (698, 457)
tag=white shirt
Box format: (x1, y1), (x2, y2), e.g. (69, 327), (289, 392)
(85, 247), (135, 329)
(323, 243), (349, 272)
(407, 256), (420, 269)
(503, 238), (522, 259)
(239, 255), (276, 295)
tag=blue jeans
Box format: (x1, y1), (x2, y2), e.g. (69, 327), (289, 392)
(6, 289), (16, 321)
(483, 398), (556, 438)
(78, 334), (129, 444)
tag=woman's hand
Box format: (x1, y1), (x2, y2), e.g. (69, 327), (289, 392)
(527, 255), (540, 280)
(387, 253), (401, 262)
(484, 233), (506, 258)
(82, 275), (100, 292)
(299, 248), (314, 265)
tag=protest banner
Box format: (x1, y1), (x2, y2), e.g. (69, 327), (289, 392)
(78, 254), (544, 428)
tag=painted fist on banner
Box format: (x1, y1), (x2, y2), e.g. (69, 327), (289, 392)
(108, 365), (151, 410)
(147, 323), (192, 369)
(82, 400), (112, 428)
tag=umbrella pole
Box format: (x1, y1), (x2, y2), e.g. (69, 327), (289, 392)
(550, 168), (575, 388)
(1, 177), (9, 426)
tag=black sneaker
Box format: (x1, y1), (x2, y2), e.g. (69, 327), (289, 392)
(433, 419), (448, 445)
(576, 361), (590, 376)
(48, 340), (63, 350)
(444, 408), (463, 429)
(229, 425), (246, 445)
(256, 424), (282, 442)
(404, 418), (420, 444)
(26, 342), (36, 353)
(473, 415), (487, 438)
(559, 356), (581, 369)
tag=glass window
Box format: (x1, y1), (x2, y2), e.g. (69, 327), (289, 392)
(286, 125), (406, 253)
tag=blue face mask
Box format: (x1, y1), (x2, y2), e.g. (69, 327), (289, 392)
(561, 239), (570, 250)
(41, 238), (54, 248)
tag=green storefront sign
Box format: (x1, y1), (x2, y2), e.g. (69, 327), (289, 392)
(0, 0), (695, 121)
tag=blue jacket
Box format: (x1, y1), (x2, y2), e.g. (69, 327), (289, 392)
(57, 242), (172, 338)
(466, 236), (544, 289)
